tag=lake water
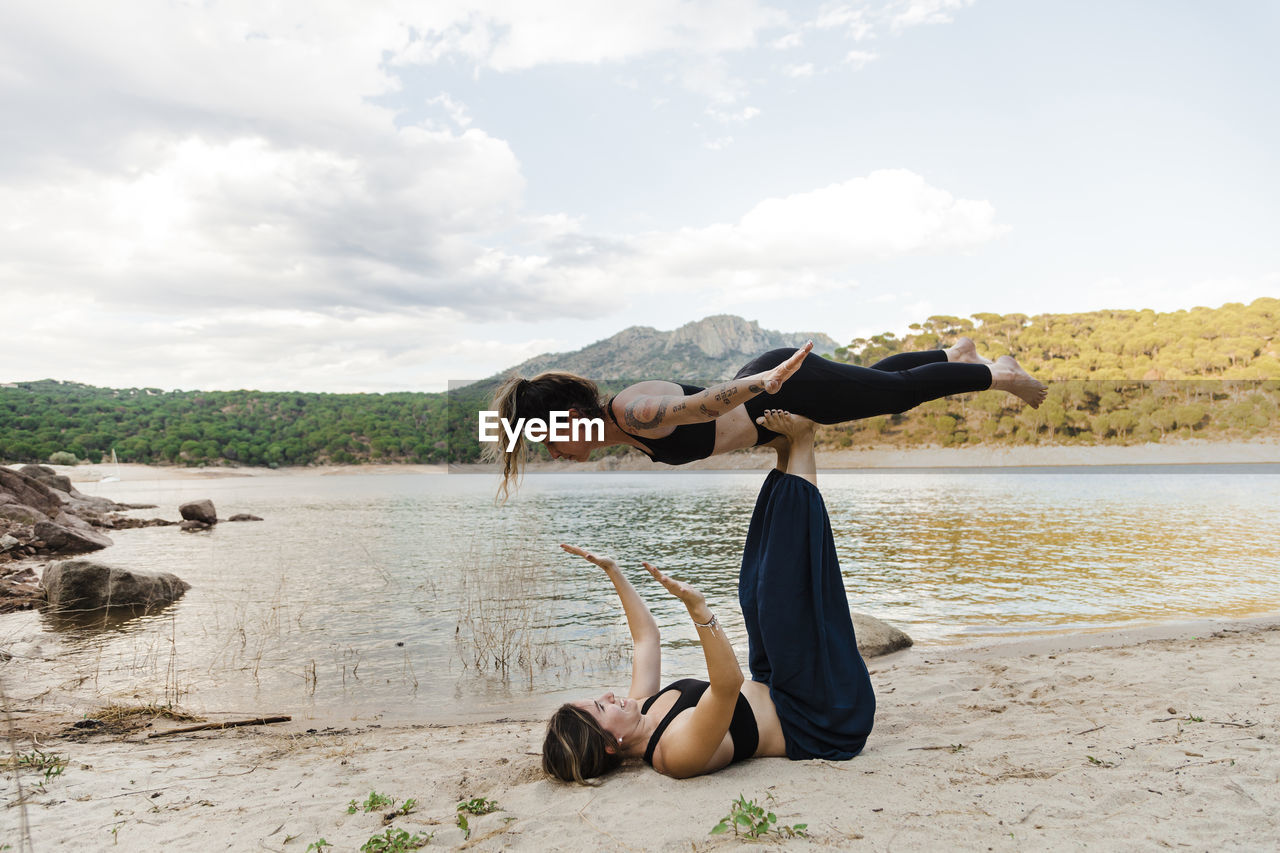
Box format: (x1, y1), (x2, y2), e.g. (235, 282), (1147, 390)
(4, 466), (1279, 722)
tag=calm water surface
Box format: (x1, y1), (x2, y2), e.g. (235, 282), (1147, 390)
(4, 466), (1278, 721)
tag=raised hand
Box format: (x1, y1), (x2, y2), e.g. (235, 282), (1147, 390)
(761, 340), (813, 393)
(560, 543), (620, 573)
(642, 561), (707, 612)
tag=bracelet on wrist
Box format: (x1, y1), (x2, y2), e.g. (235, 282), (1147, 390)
(691, 613), (719, 637)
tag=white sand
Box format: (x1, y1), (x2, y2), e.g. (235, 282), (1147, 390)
(41, 438), (1280, 484)
(5, 617), (1277, 851)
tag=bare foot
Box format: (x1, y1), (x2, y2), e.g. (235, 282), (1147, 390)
(990, 355), (1048, 408)
(945, 336), (994, 365)
(757, 410), (818, 484)
(756, 409), (817, 442)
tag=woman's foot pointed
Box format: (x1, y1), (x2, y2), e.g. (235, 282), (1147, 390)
(992, 355), (1048, 408)
(945, 336), (994, 365)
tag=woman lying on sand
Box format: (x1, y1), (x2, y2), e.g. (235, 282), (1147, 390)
(491, 338), (1045, 498)
(543, 410), (876, 782)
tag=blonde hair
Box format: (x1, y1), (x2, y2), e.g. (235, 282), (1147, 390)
(487, 372), (606, 502)
(542, 703), (622, 784)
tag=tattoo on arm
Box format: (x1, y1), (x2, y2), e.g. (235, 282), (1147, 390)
(714, 388), (735, 407)
(624, 398), (669, 430)
(748, 383), (764, 394)
(672, 402), (686, 413)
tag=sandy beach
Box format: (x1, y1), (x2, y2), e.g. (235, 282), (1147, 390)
(52, 437), (1280, 483)
(4, 448), (1277, 849)
(3, 616), (1277, 850)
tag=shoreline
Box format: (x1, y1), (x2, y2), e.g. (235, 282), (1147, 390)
(7, 614), (1277, 850)
(37, 437), (1280, 483)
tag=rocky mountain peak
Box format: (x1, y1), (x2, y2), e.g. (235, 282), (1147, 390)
(503, 315), (840, 382)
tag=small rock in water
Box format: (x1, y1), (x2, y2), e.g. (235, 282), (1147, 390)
(179, 499), (217, 525)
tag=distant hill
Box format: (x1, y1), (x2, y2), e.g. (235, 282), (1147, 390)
(503, 315), (840, 381)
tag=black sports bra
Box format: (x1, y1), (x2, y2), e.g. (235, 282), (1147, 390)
(640, 679), (759, 767)
(606, 386), (717, 466)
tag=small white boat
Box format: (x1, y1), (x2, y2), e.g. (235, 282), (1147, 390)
(100, 448), (121, 483)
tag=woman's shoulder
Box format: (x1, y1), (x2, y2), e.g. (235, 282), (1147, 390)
(612, 379), (688, 406)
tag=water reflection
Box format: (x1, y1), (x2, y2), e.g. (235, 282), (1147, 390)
(39, 602), (183, 637)
(2, 467), (1277, 720)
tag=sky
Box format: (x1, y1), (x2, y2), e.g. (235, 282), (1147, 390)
(1, 0), (1277, 393)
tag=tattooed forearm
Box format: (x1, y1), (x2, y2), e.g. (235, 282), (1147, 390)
(625, 398), (668, 430)
(748, 383), (764, 394)
(714, 388), (735, 407)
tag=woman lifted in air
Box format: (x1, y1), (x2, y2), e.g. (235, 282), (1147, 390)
(543, 410), (876, 782)
(490, 338), (1045, 499)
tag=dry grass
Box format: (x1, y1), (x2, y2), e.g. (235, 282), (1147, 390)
(88, 702), (204, 735)
(454, 530), (562, 683)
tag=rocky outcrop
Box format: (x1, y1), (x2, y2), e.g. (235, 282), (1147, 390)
(0, 564), (41, 612)
(0, 467), (64, 518)
(852, 612), (914, 658)
(19, 464), (74, 494)
(41, 560), (190, 614)
(1, 467), (116, 558)
(33, 519), (112, 554)
(506, 315), (841, 382)
(0, 466), (168, 565)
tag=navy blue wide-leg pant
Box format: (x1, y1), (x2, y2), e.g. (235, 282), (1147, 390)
(739, 469), (875, 760)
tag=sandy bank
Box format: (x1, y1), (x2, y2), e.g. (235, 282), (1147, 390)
(54, 462), (450, 483)
(31, 439), (1279, 483)
(506, 437), (1280, 473)
(5, 616), (1277, 850)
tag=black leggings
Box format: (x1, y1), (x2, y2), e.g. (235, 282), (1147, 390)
(736, 348), (991, 445)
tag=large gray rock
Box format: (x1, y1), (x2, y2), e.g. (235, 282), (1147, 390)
(33, 520), (112, 554)
(0, 468), (63, 518)
(42, 560), (190, 613)
(19, 465), (73, 494)
(0, 503), (45, 525)
(179, 499), (217, 524)
(852, 612), (914, 658)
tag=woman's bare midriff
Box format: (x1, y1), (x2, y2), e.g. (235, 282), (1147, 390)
(711, 406), (763, 455)
(741, 680), (788, 757)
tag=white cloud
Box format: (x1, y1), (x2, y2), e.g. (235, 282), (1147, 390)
(813, 4), (876, 40)
(636, 169), (1007, 273)
(390, 0), (787, 72)
(783, 62), (816, 78)
(427, 93), (473, 128)
(807, 0), (972, 42)
(844, 50), (879, 69)
(889, 0), (975, 32)
(707, 105), (762, 122)
(771, 32), (804, 50)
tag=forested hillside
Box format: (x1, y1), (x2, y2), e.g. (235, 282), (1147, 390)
(818, 297), (1280, 451)
(1, 298), (1276, 467)
(0, 384), (451, 467)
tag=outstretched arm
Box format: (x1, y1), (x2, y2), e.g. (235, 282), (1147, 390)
(616, 342), (813, 434)
(642, 562), (744, 779)
(560, 544), (661, 698)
